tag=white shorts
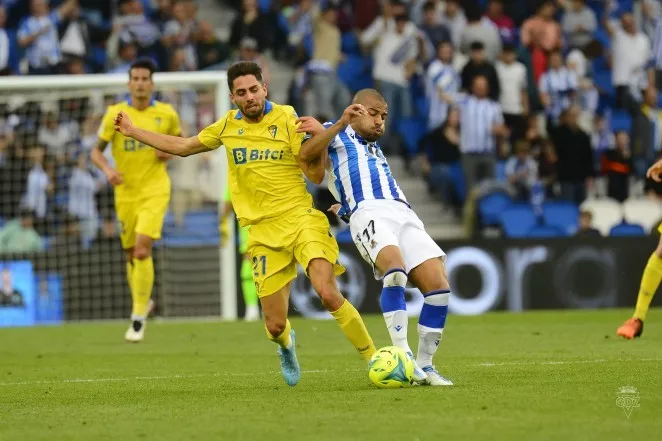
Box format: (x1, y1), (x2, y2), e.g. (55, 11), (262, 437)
(349, 199), (446, 280)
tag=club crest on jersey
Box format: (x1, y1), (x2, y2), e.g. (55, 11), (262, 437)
(268, 125), (278, 138)
(155, 117), (161, 126)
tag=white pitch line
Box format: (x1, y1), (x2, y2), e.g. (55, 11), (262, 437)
(1, 358), (660, 387)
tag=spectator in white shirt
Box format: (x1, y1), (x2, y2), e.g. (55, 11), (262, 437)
(161, 0), (198, 71)
(539, 49), (578, 132)
(37, 112), (75, 165)
(425, 40), (460, 131)
(562, 0), (597, 50)
(460, 4), (502, 62)
(362, 2), (421, 152)
(607, 11), (651, 109)
(17, 0), (78, 74)
(68, 153), (99, 242)
(505, 140), (538, 201)
(0, 7), (10, 75)
(496, 43), (528, 144)
(23, 147), (52, 221)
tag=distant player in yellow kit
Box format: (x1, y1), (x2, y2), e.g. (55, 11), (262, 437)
(220, 185), (260, 321)
(113, 61), (375, 385)
(617, 159), (662, 338)
(91, 59), (181, 343)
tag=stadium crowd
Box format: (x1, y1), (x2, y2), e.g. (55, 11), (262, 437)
(2, 0), (662, 252)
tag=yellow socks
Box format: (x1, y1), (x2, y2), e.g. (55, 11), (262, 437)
(131, 257), (154, 319)
(634, 253), (662, 321)
(266, 319), (292, 349)
(126, 261), (134, 294)
(330, 299), (376, 361)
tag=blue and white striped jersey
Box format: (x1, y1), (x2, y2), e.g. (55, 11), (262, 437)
(425, 60), (460, 130)
(538, 67), (578, 120)
(324, 122), (407, 215)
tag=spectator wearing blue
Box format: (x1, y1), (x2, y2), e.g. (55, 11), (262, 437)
(505, 140), (538, 201)
(68, 152), (100, 243)
(425, 40), (459, 132)
(112, 0), (161, 61)
(0, 6), (9, 75)
(362, 1), (421, 152)
(419, 1), (451, 53)
(561, 0), (597, 50)
(551, 105), (594, 205)
(18, 0), (79, 75)
(22, 146), (52, 222)
(441, 75), (510, 191)
(538, 49), (578, 133)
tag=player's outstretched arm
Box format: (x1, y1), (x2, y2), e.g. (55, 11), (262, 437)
(297, 104), (366, 163)
(114, 111), (208, 157)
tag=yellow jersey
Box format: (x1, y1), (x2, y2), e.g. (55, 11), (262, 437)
(98, 99), (181, 200)
(198, 101), (311, 227)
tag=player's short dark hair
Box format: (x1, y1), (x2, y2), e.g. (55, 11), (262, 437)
(227, 61), (264, 92)
(128, 58), (157, 79)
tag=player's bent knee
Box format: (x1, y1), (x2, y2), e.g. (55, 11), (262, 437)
(265, 316), (287, 338)
(316, 283), (344, 311)
(133, 247), (152, 260)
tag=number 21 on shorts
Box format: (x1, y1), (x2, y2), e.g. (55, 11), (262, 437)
(252, 255), (266, 277)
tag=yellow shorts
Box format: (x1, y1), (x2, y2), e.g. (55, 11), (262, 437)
(246, 207), (345, 298)
(115, 194), (169, 249)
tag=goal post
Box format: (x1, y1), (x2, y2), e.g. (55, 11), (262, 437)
(0, 71), (238, 322)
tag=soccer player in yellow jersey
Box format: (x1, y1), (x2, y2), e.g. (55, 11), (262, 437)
(91, 60), (181, 343)
(112, 61), (376, 385)
(617, 159), (662, 338)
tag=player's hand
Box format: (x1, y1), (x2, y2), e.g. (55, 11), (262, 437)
(339, 104), (366, 126)
(295, 116), (325, 136)
(328, 204), (341, 215)
(104, 168), (124, 186)
(114, 111), (134, 137)
(646, 159), (662, 182)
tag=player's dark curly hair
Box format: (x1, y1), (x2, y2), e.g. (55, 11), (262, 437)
(128, 59), (157, 79)
(227, 61), (263, 92)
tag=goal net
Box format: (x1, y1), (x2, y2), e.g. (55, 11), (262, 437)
(0, 72), (238, 326)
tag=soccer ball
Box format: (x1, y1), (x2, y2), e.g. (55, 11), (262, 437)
(368, 346), (414, 388)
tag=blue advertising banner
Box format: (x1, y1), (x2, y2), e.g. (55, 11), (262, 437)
(0, 261), (36, 327)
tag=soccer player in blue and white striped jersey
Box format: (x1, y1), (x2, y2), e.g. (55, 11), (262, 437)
(297, 89), (453, 386)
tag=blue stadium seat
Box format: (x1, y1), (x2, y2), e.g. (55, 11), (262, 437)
(609, 222), (646, 237)
(500, 204), (538, 238)
(526, 224), (566, 238)
(448, 162), (466, 204)
(610, 110), (632, 132)
(478, 191), (513, 226)
(542, 201), (579, 235)
(396, 117), (427, 156)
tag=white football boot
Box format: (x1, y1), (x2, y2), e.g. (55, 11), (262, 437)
(124, 320), (145, 343)
(422, 365), (453, 386)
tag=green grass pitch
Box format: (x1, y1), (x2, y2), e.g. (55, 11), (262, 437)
(1, 309), (660, 441)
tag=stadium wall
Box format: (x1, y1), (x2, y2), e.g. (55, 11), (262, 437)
(1, 237), (661, 325)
